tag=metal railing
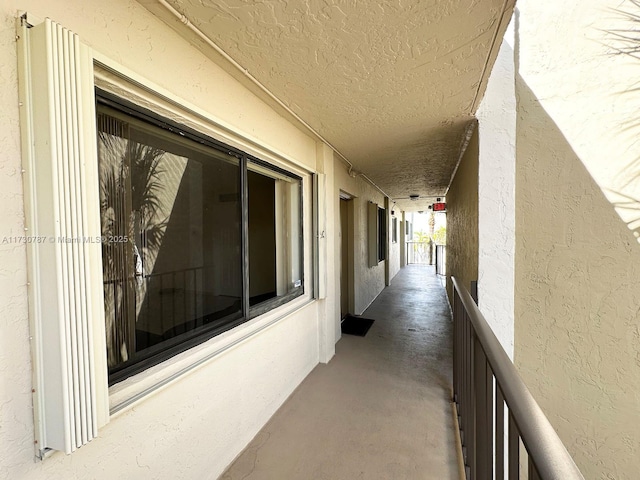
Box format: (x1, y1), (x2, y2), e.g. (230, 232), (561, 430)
(452, 277), (584, 480)
(406, 241), (433, 265)
(104, 266), (207, 324)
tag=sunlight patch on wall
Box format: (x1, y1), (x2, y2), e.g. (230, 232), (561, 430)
(516, 1), (640, 243)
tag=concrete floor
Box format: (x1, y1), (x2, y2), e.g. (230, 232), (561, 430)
(221, 265), (462, 480)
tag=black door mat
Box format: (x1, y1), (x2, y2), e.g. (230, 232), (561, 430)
(341, 315), (375, 337)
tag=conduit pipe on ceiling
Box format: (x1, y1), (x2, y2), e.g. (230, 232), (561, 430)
(445, 1), (513, 195)
(153, 0), (390, 199)
(445, 119), (478, 195)
(470, 0), (516, 111)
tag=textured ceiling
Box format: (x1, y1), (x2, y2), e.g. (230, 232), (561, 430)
(140, 0), (514, 210)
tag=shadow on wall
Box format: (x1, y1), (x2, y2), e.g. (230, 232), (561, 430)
(515, 74), (640, 480)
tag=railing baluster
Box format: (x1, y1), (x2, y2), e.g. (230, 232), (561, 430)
(466, 312), (471, 462)
(496, 385), (505, 480)
(528, 456), (541, 480)
(462, 303), (468, 461)
(462, 308), (468, 454)
(459, 301), (463, 432)
(473, 336), (486, 479)
(468, 315), (473, 448)
(485, 361), (494, 480)
(453, 292), (459, 405)
(468, 324), (476, 478)
(508, 413), (519, 479)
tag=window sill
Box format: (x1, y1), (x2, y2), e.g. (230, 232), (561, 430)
(108, 293), (315, 417)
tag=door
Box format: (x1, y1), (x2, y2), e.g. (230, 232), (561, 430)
(340, 197), (350, 319)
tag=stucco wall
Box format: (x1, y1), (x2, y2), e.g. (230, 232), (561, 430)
(446, 127), (479, 302)
(0, 0), (325, 478)
(0, 4), (31, 478)
(476, 35), (516, 357)
(316, 143), (338, 362)
(516, 2), (640, 478)
(333, 154), (387, 318)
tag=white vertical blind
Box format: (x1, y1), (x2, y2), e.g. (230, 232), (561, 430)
(18, 17), (108, 454)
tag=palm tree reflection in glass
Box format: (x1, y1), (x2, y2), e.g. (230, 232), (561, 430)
(98, 130), (167, 368)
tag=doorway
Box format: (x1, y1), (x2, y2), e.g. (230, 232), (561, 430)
(339, 194), (353, 319)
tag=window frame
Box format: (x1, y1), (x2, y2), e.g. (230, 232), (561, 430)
(245, 156), (305, 317)
(92, 57), (315, 413)
(19, 18), (317, 452)
(96, 89), (307, 384)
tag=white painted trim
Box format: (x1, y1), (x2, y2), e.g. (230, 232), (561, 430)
(92, 51), (319, 411)
(93, 54), (313, 177)
(110, 296), (316, 415)
(18, 18), (108, 454)
(313, 174), (327, 299)
(275, 181), (286, 296)
(17, 15), (46, 459)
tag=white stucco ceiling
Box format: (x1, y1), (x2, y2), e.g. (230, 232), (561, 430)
(139, 0), (515, 211)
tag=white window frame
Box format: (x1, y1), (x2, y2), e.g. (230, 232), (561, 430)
(94, 57), (315, 411)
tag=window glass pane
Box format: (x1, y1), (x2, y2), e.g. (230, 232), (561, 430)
(97, 104), (242, 379)
(247, 161), (303, 316)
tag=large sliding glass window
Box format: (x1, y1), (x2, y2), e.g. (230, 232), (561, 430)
(96, 92), (304, 383)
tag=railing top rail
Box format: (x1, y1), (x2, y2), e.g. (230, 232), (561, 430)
(451, 276), (584, 480)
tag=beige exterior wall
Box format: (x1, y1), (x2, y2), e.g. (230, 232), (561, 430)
(0, 0), (348, 478)
(0, 1), (403, 477)
(476, 35), (516, 358)
(446, 127), (479, 302)
(316, 143), (338, 360)
(515, 1), (640, 478)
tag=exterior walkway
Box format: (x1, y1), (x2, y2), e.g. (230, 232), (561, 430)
(221, 265), (461, 480)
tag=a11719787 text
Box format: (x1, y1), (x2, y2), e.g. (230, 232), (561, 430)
(1, 235), (129, 245)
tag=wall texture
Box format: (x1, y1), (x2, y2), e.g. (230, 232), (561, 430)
(446, 127), (479, 302)
(0, 0), (325, 478)
(476, 35), (516, 357)
(0, 4), (31, 477)
(516, 2), (640, 478)
(316, 143), (338, 362)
